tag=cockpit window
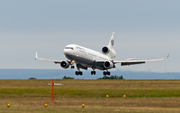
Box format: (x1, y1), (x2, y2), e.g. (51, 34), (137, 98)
(65, 47), (74, 50)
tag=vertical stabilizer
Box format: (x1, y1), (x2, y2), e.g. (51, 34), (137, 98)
(108, 32), (115, 48)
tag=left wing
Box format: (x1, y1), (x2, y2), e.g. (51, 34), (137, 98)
(113, 53), (170, 66)
(35, 52), (64, 64)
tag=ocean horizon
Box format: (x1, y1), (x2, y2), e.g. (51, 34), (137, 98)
(0, 69), (179, 80)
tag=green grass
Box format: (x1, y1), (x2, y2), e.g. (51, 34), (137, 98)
(1, 79), (180, 98)
(1, 88), (180, 98)
(1, 80), (180, 112)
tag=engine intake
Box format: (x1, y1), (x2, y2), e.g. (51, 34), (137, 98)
(102, 46), (116, 58)
(102, 46), (110, 54)
(60, 61), (70, 69)
(103, 61), (114, 69)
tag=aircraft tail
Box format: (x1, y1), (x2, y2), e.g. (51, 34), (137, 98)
(108, 32), (115, 49)
(102, 32), (116, 58)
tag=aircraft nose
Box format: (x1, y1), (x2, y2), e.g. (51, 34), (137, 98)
(63, 49), (68, 55)
(64, 48), (73, 56)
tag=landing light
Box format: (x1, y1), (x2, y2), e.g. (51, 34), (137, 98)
(72, 60), (75, 63)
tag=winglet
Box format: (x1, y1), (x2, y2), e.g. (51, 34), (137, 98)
(165, 53), (170, 60)
(35, 52), (38, 59)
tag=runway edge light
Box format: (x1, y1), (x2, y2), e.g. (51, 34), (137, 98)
(45, 103), (48, 108)
(7, 103), (10, 109)
(123, 95), (126, 100)
(45, 103), (48, 111)
(106, 95), (109, 102)
(82, 104), (85, 111)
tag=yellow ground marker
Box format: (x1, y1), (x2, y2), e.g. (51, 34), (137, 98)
(82, 104), (85, 111)
(123, 95), (126, 99)
(106, 95), (109, 101)
(45, 103), (48, 111)
(7, 103), (10, 109)
(45, 103), (48, 108)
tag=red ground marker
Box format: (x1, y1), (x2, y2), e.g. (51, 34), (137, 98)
(52, 80), (54, 102)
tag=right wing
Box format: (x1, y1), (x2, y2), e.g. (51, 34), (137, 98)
(35, 52), (65, 64)
(113, 53), (170, 66)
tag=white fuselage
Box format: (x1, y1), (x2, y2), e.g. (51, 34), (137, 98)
(64, 44), (112, 70)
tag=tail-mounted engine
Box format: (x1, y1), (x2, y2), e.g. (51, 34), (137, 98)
(60, 61), (70, 69)
(103, 61), (115, 69)
(102, 46), (116, 58)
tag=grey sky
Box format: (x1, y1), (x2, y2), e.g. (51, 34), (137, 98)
(0, 0), (179, 72)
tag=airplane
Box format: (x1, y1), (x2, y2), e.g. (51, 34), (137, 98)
(35, 32), (170, 75)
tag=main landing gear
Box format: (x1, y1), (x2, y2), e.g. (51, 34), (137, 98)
(91, 67), (96, 75)
(91, 71), (96, 75)
(75, 65), (83, 75)
(103, 71), (110, 75)
(75, 71), (83, 75)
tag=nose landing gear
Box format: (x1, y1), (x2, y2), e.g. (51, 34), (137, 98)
(71, 66), (74, 69)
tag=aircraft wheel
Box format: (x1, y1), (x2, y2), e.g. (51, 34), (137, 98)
(107, 71), (110, 75)
(91, 71), (93, 75)
(79, 71), (83, 75)
(75, 71), (79, 75)
(71, 66), (74, 69)
(94, 71), (96, 75)
(91, 71), (96, 75)
(103, 71), (106, 75)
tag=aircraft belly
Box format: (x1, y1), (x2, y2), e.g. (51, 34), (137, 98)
(66, 54), (92, 65)
(65, 54), (104, 70)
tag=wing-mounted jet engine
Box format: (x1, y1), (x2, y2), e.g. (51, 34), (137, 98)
(103, 61), (115, 69)
(60, 61), (70, 69)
